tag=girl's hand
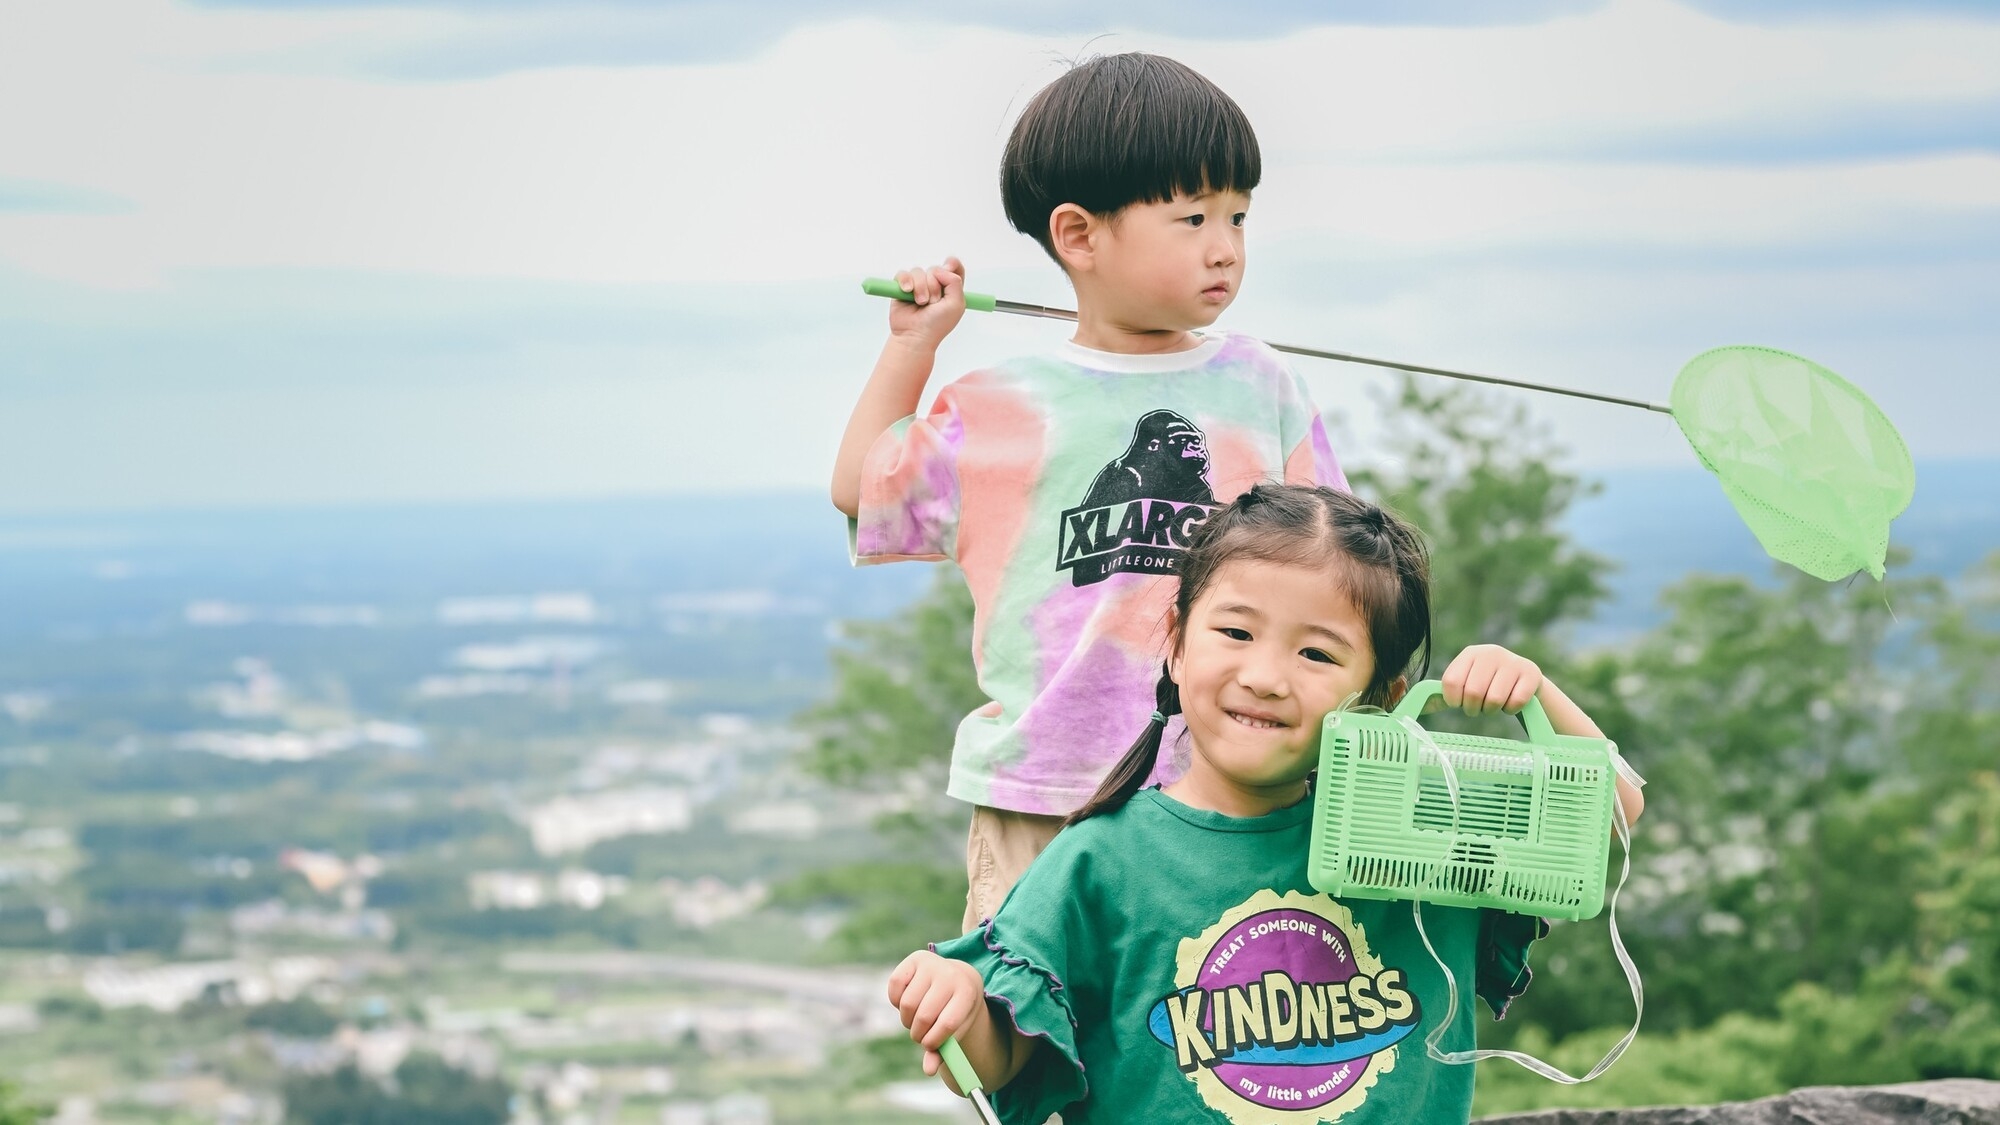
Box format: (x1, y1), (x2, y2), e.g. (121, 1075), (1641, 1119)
(887, 257), (968, 350)
(1440, 644), (1543, 717)
(887, 949), (987, 1077)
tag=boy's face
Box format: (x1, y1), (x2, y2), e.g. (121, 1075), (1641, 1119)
(1090, 188), (1249, 332)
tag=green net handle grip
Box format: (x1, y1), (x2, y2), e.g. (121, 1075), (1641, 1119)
(939, 1035), (984, 1094)
(1391, 679), (1558, 743)
(861, 276), (998, 313)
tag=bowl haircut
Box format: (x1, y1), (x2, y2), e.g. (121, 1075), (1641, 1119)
(1001, 53), (1262, 264)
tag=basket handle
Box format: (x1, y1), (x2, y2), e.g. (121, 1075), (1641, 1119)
(1390, 679), (1558, 743)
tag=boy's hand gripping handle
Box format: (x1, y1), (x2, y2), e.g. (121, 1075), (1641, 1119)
(940, 1036), (1002, 1125)
(862, 276), (998, 313)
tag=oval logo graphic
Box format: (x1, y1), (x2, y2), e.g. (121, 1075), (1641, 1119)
(1149, 891), (1420, 1122)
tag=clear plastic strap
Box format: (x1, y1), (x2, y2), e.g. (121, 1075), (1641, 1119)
(1607, 746), (1647, 793)
(1394, 716), (1643, 1082)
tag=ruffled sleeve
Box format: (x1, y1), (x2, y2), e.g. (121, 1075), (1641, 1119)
(850, 386), (965, 564)
(931, 918), (1086, 1124)
(928, 823), (1110, 1124)
(1475, 909), (1551, 1019)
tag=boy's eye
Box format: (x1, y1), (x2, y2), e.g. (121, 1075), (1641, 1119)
(1184, 214), (1205, 227)
(1232, 212), (1247, 227)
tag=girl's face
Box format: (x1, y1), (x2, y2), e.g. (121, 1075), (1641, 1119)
(1168, 558), (1380, 816)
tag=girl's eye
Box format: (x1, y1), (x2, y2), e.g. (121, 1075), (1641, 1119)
(1302, 648), (1336, 665)
(1184, 214), (1205, 227)
(1231, 213), (1247, 227)
(1219, 627), (1251, 641)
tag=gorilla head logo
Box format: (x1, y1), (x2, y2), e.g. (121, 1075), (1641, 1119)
(1082, 409), (1215, 509)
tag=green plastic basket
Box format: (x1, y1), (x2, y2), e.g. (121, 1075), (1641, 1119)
(1307, 681), (1618, 921)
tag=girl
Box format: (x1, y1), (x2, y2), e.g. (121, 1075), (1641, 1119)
(888, 484), (1644, 1124)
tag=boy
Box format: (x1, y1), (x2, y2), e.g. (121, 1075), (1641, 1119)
(831, 53), (1344, 932)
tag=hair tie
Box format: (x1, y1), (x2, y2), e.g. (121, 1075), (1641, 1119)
(1153, 665), (1183, 720)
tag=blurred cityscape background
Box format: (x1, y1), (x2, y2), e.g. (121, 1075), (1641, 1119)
(0, 430), (1993, 1122)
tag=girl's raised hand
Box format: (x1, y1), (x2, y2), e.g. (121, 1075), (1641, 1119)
(887, 950), (987, 1076)
(1440, 644), (1543, 717)
(887, 257), (968, 350)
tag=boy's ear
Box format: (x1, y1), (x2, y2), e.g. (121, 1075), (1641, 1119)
(1049, 204), (1095, 274)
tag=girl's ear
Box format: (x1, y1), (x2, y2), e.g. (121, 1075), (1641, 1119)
(1381, 675), (1409, 711)
(1164, 609), (1184, 685)
(1050, 204), (1096, 273)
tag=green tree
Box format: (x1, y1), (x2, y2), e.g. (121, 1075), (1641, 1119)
(1343, 377), (1612, 671)
(1900, 767), (2000, 1075)
(246, 996), (340, 1039)
(1597, 563), (1941, 1032)
(392, 1052), (512, 1125)
(0, 1080), (50, 1125)
(1479, 549), (2000, 1108)
(1776, 551), (2000, 1082)
(780, 571), (982, 960)
(800, 568), (981, 823)
(283, 1053), (510, 1125)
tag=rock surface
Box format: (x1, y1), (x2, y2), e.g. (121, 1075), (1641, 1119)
(1477, 1080), (2000, 1125)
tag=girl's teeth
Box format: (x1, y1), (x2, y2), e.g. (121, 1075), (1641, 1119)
(1230, 713), (1280, 729)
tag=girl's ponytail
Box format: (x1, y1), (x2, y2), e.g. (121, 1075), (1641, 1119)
(1065, 667), (1180, 826)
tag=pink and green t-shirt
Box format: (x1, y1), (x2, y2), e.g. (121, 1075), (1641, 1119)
(851, 332), (1345, 815)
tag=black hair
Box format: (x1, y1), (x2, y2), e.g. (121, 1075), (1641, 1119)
(1001, 53), (1261, 263)
(1066, 484), (1433, 826)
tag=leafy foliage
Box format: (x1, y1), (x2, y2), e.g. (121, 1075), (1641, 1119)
(1345, 377), (1612, 670)
(246, 996), (340, 1039)
(786, 572), (982, 958)
(770, 861), (965, 964)
(800, 571), (981, 805)
(0, 1081), (50, 1125)
(282, 1053), (510, 1125)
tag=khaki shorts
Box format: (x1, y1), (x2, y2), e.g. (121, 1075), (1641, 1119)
(963, 805), (1066, 933)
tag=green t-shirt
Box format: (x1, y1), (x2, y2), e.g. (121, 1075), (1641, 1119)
(933, 789), (1544, 1125)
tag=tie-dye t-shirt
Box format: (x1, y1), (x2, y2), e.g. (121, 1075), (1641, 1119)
(930, 789), (1545, 1124)
(851, 332), (1345, 815)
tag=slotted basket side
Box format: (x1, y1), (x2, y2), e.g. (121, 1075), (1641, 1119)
(1309, 718), (1615, 920)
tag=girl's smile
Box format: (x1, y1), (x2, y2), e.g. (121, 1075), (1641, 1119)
(1224, 707), (1284, 729)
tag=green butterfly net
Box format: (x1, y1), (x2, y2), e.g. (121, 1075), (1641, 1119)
(859, 277), (1919, 582)
(1671, 346), (1915, 581)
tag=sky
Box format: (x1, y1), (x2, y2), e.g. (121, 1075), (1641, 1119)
(1, 0), (1995, 514)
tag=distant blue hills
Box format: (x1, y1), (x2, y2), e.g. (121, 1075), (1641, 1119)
(0, 460), (1990, 644)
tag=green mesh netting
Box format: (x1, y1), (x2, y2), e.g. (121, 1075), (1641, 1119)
(1670, 346), (1914, 582)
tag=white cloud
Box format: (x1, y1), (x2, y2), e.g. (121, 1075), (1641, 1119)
(3, 0), (1996, 287)
(0, 0), (1993, 508)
